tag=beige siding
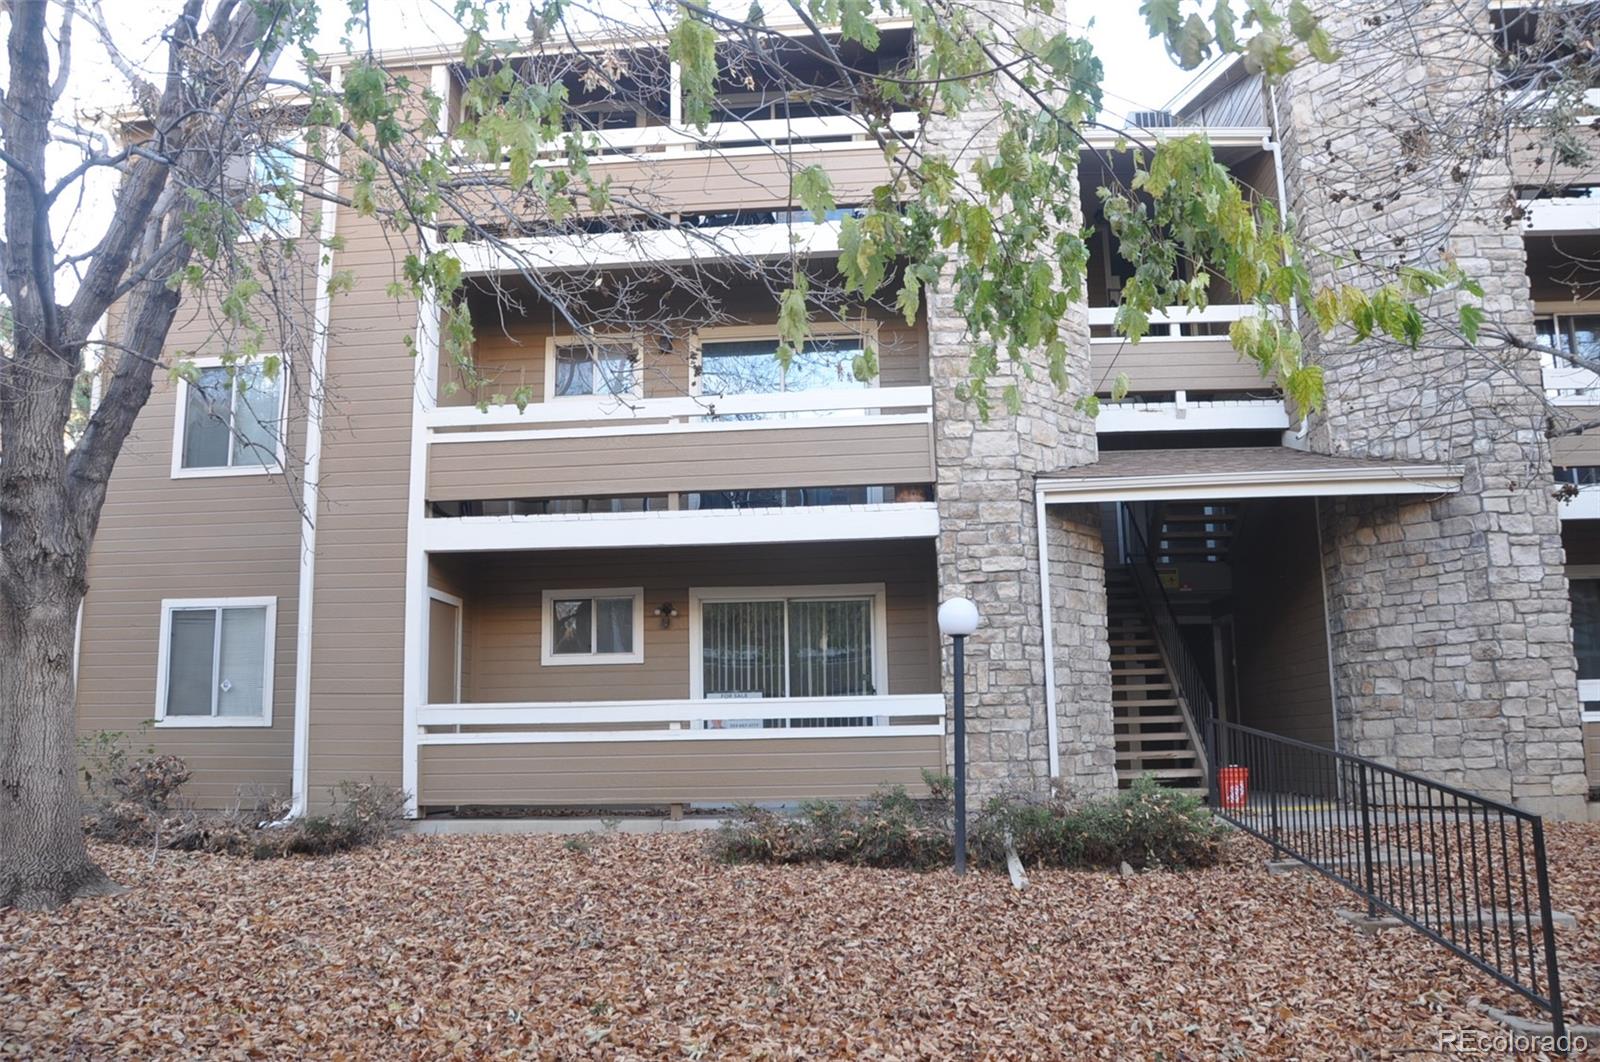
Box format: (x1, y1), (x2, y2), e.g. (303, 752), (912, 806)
(1552, 406), (1600, 465)
(449, 144), (895, 223)
(445, 303), (927, 408)
(417, 734), (942, 806)
(304, 147), (432, 798)
(79, 265), (318, 807)
(428, 420), (934, 500)
(455, 540), (938, 702)
(1232, 498), (1335, 746)
(1512, 124), (1600, 188)
(1091, 340), (1275, 394)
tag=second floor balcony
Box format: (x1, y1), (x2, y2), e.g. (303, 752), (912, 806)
(421, 268), (935, 540)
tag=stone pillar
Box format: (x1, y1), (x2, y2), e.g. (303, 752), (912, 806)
(921, 66), (1110, 797)
(1275, 0), (1588, 815)
(1046, 505), (1118, 796)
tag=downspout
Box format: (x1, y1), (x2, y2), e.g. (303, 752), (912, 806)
(1035, 485), (1061, 779)
(1313, 496), (1342, 754)
(287, 66), (343, 819)
(1265, 81), (1311, 444)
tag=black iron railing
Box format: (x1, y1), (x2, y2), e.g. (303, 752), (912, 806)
(1123, 512), (1213, 770)
(1207, 718), (1567, 1040)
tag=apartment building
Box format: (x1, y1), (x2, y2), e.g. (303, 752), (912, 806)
(73, 5), (1600, 819)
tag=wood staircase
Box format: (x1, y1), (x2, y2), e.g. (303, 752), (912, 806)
(1106, 568), (1205, 787)
(1154, 503), (1238, 564)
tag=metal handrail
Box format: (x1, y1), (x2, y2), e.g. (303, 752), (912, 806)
(1208, 718), (1567, 1042)
(1122, 512), (1214, 774)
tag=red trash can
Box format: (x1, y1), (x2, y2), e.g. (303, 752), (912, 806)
(1218, 765), (1249, 810)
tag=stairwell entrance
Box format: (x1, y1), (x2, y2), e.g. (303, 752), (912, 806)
(1035, 445), (1467, 794)
(1106, 496), (1334, 788)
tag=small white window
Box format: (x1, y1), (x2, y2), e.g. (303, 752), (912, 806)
(540, 587), (645, 665)
(155, 598), (276, 727)
(545, 336), (641, 400)
(172, 359), (284, 477)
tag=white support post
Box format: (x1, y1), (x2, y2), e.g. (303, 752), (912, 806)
(290, 65), (343, 818)
(1036, 488), (1061, 778)
(401, 163), (444, 813)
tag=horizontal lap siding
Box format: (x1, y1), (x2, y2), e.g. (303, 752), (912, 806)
(80, 262), (318, 807)
(1586, 723), (1600, 791)
(443, 305), (928, 409)
(416, 735), (942, 805)
(426, 420), (935, 500)
(1512, 124), (1600, 187)
(1090, 341), (1274, 394)
(459, 539), (939, 702)
(1553, 406), (1600, 466)
(303, 166), (427, 800)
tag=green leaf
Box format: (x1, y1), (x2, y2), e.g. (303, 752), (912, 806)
(1458, 303), (1484, 344)
(792, 165), (835, 219)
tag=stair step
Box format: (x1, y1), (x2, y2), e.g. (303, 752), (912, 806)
(1112, 698), (1180, 708)
(1109, 666), (1167, 676)
(1113, 681), (1173, 692)
(1110, 653), (1161, 661)
(1114, 714), (1187, 726)
(1118, 767), (1207, 781)
(1117, 749), (1201, 762)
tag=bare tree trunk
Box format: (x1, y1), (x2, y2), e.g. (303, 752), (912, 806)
(0, 566), (116, 909)
(0, 328), (118, 909)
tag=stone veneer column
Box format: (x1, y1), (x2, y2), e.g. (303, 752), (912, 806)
(920, 54), (1113, 797)
(1274, 0), (1587, 815)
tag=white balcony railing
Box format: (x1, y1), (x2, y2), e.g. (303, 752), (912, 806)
(450, 111), (921, 168)
(426, 383), (933, 437)
(1087, 303), (1256, 341)
(415, 693), (945, 744)
(1520, 196), (1600, 235)
(447, 219), (845, 275)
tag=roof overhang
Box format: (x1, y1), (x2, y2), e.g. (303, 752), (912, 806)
(1036, 447), (1465, 505)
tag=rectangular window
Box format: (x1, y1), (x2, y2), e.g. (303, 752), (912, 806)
(540, 587), (645, 665)
(174, 362), (283, 475)
(697, 334), (873, 397)
(1536, 313), (1600, 392)
(231, 142), (301, 240)
(156, 599), (276, 726)
(548, 337), (639, 399)
(1572, 577), (1600, 719)
(693, 585), (884, 728)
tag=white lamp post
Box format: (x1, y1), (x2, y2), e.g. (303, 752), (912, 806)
(937, 596), (980, 874)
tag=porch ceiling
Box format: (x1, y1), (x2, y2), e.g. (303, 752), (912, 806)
(1036, 447), (1464, 504)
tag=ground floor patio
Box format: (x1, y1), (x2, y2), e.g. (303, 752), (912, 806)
(6, 827), (1600, 1055)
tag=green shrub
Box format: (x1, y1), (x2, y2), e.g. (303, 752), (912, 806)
(710, 774), (1226, 873)
(710, 781), (952, 870)
(972, 775), (1226, 871)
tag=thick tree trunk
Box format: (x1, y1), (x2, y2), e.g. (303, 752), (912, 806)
(0, 555), (116, 909)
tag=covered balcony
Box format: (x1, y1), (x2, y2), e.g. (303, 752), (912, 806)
(411, 540), (944, 810)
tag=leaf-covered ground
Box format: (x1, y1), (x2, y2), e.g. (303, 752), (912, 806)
(4, 824), (1600, 1058)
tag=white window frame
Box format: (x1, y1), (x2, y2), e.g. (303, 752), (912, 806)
(540, 586), (646, 666)
(686, 582), (889, 700)
(170, 355), (289, 479)
(154, 596), (277, 728)
(237, 138), (306, 242)
(1569, 564), (1600, 720)
(689, 321), (880, 398)
(542, 334), (646, 402)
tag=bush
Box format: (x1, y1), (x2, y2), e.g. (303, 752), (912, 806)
(710, 771), (953, 870)
(971, 775), (1226, 871)
(77, 732), (407, 860)
(709, 773), (1226, 873)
